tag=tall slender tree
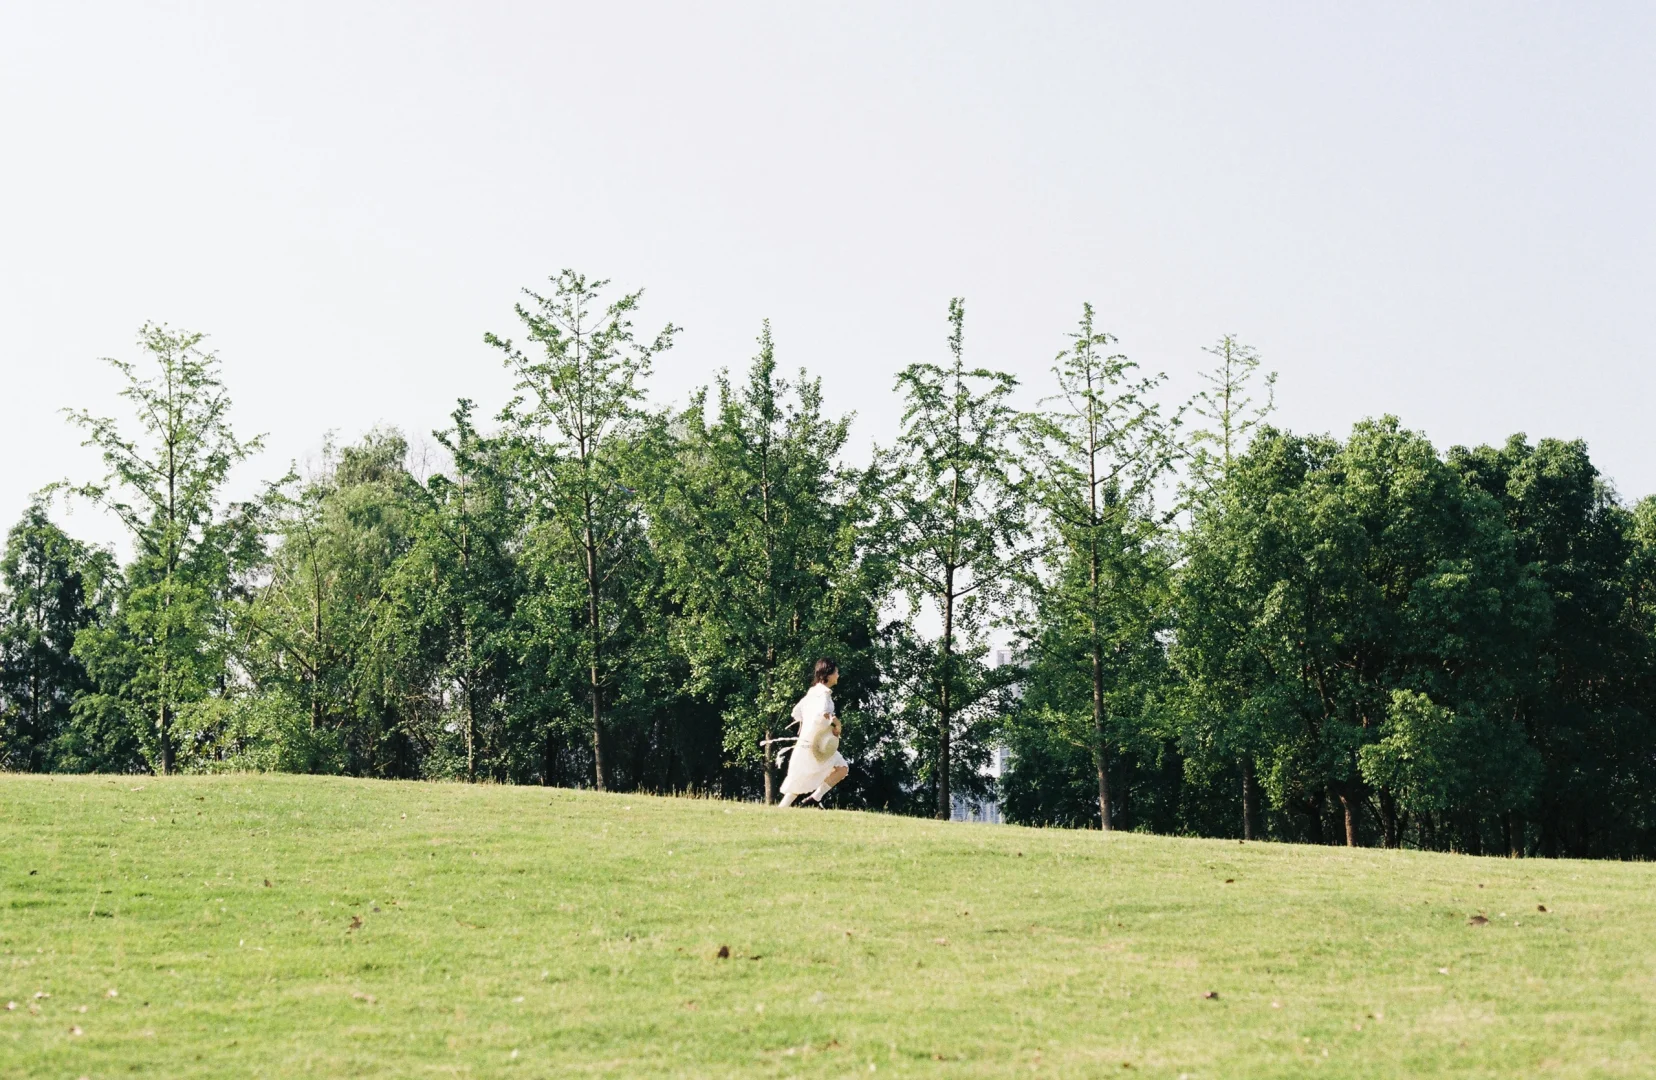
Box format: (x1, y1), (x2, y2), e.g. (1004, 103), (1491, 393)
(1020, 305), (1176, 829)
(1181, 334), (1276, 838)
(488, 271), (676, 790)
(877, 299), (1024, 819)
(62, 325), (262, 773)
(1186, 335), (1275, 493)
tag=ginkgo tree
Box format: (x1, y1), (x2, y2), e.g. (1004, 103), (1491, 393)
(877, 299), (1025, 819)
(489, 271), (676, 791)
(1018, 304), (1177, 830)
(63, 324), (266, 774)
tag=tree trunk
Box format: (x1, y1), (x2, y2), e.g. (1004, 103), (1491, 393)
(762, 647), (777, 805)
(937, 570), (955, 821)
(763, 726), (775, 805)
(158, 706), (173, 775)
(30, 658), (40, 764)
(588, 657), (604, 791)
(1087, 410), (1109, 832)
(1337, 789), (1358, 847)
(1095, 745), (1111, 832)
(583, 516), (606, 792)
(464, 679), (476, 782)
(1091, 601), (1110, 832)
(1240, 757), (1258, 840)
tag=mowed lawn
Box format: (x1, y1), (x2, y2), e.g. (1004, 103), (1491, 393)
(3, 775), (1655, 1078)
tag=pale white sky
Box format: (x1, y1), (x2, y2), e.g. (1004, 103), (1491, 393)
(3, 3), (1653, 553)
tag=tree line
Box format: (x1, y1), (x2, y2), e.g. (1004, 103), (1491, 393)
(4, 271), (1655, 858)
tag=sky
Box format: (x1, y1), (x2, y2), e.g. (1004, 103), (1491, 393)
(2, 2), (1653, 554)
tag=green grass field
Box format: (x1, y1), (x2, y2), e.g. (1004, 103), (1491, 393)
(3, 775), (1654, 1078)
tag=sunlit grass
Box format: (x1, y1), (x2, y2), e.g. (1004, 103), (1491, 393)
(2, 773), (1653, 1078)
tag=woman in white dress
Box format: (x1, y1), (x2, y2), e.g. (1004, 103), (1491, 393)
(777, 659), (849, 807)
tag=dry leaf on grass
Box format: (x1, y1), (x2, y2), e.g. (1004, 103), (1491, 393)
(1537, 904), (1548, 912)
(1468, 915), (1489, 926)
(1202, 991), (1219, 1000)
(348, 916), (363, 931)
(716, 945), (730, 959)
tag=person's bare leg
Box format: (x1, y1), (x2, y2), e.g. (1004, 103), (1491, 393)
(808, 765), (850, 803)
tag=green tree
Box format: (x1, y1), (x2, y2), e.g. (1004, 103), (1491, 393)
(488, 271), (676, 790)
(1176, 419), (1547, 848)
(876, 299), (1024, 819)
(237, 429), (418, 776)
(1186, 335), (1275, 494)
(1017, 305), (1176, 829)
(1451, 435), (1656, 856)
(1180, 334), (1276, 836)
(649, 322), (872, 801)
(384, 404), (519, 781)
(0, 503), (115, 770)
(62, 325), (263, 774)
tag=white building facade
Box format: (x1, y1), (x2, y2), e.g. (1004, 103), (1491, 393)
(949, 647), (1014, 824)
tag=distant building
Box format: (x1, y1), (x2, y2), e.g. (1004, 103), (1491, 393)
(950, 647), (1014, 824)
(950, 743), (1011, 823)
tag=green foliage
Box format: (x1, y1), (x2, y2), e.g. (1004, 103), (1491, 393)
(1185, 334), (1276, 494)
(489, 271), (677, 790)
(875, 299), (1025, 818)
(239, 429), (421, 778)
(0, 503), (115, 770)
(180, 691), (345, 774)
(1450, 435), (1656, 856)
(60, 325), (266, 774)
(1175, 419), (1549, 849)
(20, 284), (1656, 857)
(1011, 304), (1178, 830)
(644, 322), (875, 801)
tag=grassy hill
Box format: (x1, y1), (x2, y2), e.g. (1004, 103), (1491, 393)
(2, 775), (1654, 1078)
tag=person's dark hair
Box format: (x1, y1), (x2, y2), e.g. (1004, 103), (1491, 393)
(812, 658), (839, 685)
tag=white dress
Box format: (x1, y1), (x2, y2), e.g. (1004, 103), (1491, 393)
(779, 683), (848, 795)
